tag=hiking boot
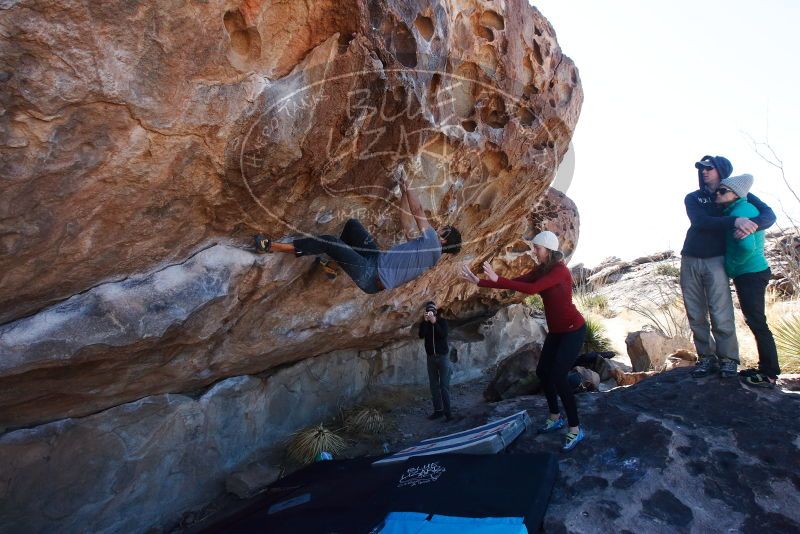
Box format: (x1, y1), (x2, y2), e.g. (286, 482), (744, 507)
(738, 367), (760, 377)
(718, 358), (738, 378)
(743, 372), (777, 389)
(562, 428), (585, 452)
(254, 234), (272, 253)
(427, 411), (444, 420)
(691, 355), (718, 378)
(538, 416), (565, 434)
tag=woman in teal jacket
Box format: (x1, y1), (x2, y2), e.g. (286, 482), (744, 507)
(715, 174), (780, 387)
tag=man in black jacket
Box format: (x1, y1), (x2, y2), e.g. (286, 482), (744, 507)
(418, 301), (452, 421)
(681, 155), (776, 378)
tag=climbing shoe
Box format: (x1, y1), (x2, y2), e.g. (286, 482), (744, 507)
(427, 411), (444, 420)
(538, 416), (565, 434)
(743, 372), (777, 389)
(691, 355), (718, 378)
(562, 428), (585, 452)
(254, 234), (272, 253)
(315, 257), (338, 280)
(718, 358), (738, 378)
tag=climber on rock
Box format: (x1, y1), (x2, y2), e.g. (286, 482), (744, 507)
(253, 167), (462, 294)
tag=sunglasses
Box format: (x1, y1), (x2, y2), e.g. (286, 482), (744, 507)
(715, 187), (733, 196)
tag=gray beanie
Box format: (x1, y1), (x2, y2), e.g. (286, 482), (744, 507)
(720, 173), (754, 198)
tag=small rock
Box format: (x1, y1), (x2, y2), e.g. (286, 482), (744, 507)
(484, 341), (543, 401)
(225, 462), (281, 499)
(625, 331), (693, 372)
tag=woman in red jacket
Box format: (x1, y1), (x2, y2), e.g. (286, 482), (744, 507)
(460, 231), (587, 451)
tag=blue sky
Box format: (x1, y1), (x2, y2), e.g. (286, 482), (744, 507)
(532, 0), (800, 266)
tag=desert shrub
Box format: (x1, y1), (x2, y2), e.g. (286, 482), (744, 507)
(580, 293), (611, 316)
(524, 294), (544, 311)
(287, 424), (346, 465)
(774, 314), (800, 373)
(574, 279), (615, 318)
(655, 263), (680, 278)
(583, 315), (613, 353)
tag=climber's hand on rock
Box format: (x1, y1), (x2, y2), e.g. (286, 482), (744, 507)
(394, 165), (408, 190)
(398, 174), (409, 193)
(459, 263), (480, 284)
(483, 262), (499, 282)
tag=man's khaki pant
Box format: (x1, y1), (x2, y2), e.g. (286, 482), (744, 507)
(680, 255), (739, 362)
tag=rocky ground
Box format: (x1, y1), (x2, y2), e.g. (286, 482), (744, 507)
(189, 368), (800, 533)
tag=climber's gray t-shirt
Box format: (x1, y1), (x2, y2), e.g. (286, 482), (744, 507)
(378, 228), (442, 290)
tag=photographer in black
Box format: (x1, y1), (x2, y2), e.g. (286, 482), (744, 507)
(418, 301), (453, 421)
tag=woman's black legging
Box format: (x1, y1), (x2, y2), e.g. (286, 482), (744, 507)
(536, 324), (587, 427)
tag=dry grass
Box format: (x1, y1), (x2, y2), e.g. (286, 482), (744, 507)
(624, 280), (691, 340)
(736, 299), (800, 373)
(578, 293), (614, 318)
(773, 313), (800, 373)
(574, 278), (616, 318)
(344, 407), (386, 435)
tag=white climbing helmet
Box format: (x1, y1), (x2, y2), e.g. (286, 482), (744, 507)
(526, 230), (559, 252)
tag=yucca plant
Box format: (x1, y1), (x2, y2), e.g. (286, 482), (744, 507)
(583, 315), (613, 353)
(774, 314), (800, 373)
(344, 407), (386, 434)
(287, 424), (346, 465)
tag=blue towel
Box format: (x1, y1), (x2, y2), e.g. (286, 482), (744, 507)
(378, 511), (528, 534)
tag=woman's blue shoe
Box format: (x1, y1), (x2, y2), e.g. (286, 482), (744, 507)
(538, 416), (565, 433)
(562, 428), (585, 451)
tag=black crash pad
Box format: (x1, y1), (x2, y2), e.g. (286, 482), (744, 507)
(201, 453), (558, 534)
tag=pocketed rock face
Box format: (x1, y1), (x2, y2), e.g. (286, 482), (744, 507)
(0, 0), (581, 430)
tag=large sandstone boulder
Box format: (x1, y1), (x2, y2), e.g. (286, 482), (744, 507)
(0, 0), (582, 430)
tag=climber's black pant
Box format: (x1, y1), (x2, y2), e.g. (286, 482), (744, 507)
(536, 324), (587, 427)
(426, 352), (452, 414)
(292, 219), (382, 294)
(734, 268), (781, 377)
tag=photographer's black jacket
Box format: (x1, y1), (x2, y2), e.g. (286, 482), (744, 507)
(418, 319), (449, 356)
